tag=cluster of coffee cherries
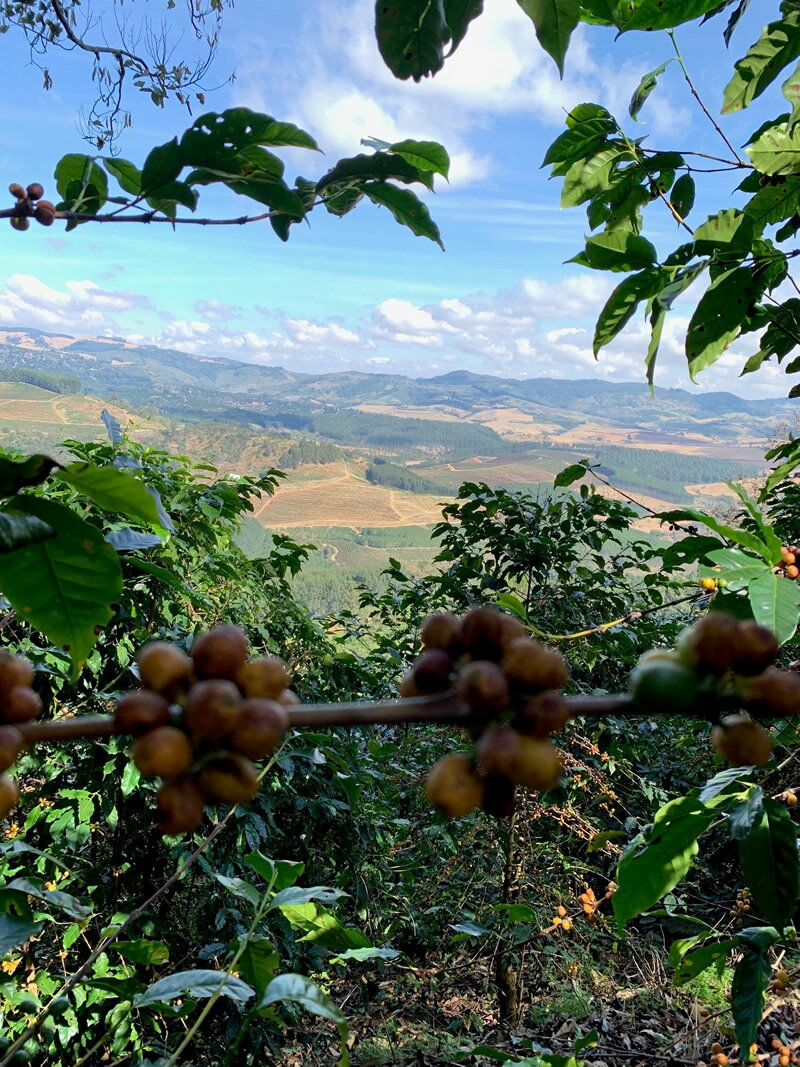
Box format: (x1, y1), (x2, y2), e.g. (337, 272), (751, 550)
(404, 607), (570, 820)
(728, 886), (751, 928)
(0, 651), (41, 818)
(777, 544), (800, 581)
(117, 625), (293, 834)
(8, 182), (56, 230)
(629, 611), (800, 765)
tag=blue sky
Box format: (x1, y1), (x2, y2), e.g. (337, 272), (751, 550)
(0, 0), (792, 398)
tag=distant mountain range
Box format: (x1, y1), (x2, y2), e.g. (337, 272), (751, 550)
(0, 326), (795, 446)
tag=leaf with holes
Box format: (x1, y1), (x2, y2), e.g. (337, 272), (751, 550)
(747, 120), (800, 176)
(613, 0), (730, 33)
(0, 496), (122, 671)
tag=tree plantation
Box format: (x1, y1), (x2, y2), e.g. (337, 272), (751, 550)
(2, 2), (800, 1065)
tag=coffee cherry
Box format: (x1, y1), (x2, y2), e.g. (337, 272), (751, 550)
(481, 772), (516, 818)
(743, 668), (800, 716)
(461, 606), (505, 660)
(277, 688), (300, 707)
(26, 183), (44, 201)
(114, 690), (171, 735)
(516, 690), (571, 738)
(678, 612), (740, 673)
(236, 655), (289, 699)
(398, 670), (419, 698)
(8, 183), (24, 199)
(0, 651), (33, 694)
(787, 565), (799, 580)
(712, 715), (773, 766)
(0, 726), (25, 773)
(137, 642), (192, 695)
(497, 614), (528, 647)
(33, 201), (55, 226)
(700, 577), (717, 590)
(227, 698), (288, 759)
(731, 621), (779, 676)
(4, 687), (42, 723)
(183, 679), (241, 740)
(425, 753), (484, 818)
(0, 773), (19, 819)
(629, 657), (697, 714)
(420, 612), (463, 654)
(191, 625), (249, 680)
(456, 660), (510, 714)
(412, 649), (454, 693)
(476, 725), (563, 792)
(501, 637), (568, 691)
(197, 752), (259, 804)
(132, 726), (193, 779)
(10, 217), (29, 231)
(156, 778), (205, 834)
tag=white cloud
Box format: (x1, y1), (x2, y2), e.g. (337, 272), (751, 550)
(0, 274), (150, 332)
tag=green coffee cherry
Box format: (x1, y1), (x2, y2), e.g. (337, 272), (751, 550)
(630, 656), (698, 714)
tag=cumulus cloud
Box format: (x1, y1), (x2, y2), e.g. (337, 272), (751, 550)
(0, 274), (151, 332)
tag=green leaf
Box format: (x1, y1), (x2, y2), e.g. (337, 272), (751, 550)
(450, 920), (491, 937)
(670, 174), (696, 220)
(673, 938), (738, 986)
(317, 153), (430, 193)
(103, 158), (142, 196)
(744, 176), (800, 234)
(244, 852), (304, 890)
(593, 268), (665, 354)
(258, 973), (345, 1023)
(543, 116), (616, 168)
(390, 139), (450, 178)
(0, 496), (122, 671)
(722, 12), (800, 114)
(645, 301), (666, 389)
(554, 462), (589, 487)
(374, 0), (448, 81)
(235, 936), (279, 999)
(135, 969), (255, 1008)
(783, 59), (800, 128)
(728, 787), (764, 840)
(146, 180), (198, 212)
(269, 885), (348, 911)
(221, 176), (307, 218)
(700, 765), (753, 803)
(55, 463), (168, 531)
(0, 914), (43, 957)
(747, 570), (800, 644)
(725, 484), (782, 563)
(561, 145), (626, 207)
(214, 874), (262, 910)
(747, 120), (800, 176)
(331, 946), (401, 963)
(570, 230), (656, 272)
(731, 949), (771, 1053)
(738, 799), (799, 928)
(693, 208), (754, 254)
(141, 138), (183, 192)
(612, 0), (731, 33)
(629, 59), (673, 121)
(613, 794), (716, 928)
(4, 878), (91, 920)
(279, 901), (371, 950)
(658, 507), (771, 560)
(362, 182), (444, 248)
(0, 511), (54, 554)
(115, 939), (170, 965)
(54, 154), (108, 207)
(685, 268), (758, 379)
(656, 263), (706, 311)
(121, 761), (140, 797)
(444, 0), (483, 53)
(517, 0), (580, 77)
(180, 109), (318, 170)
(0, 454), (57, 497)
(705, 548), (768, 590)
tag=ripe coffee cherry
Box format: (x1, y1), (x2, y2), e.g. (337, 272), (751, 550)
(0, 773), (19, 818)
(4, 687), (42, 723)
(115, 690), (171, 735)
(476, 725), (563, 792)
(461, 606), (505, 660)
(8, 183), (24, 199)
(420, 612), (463, 654)
(0, 651), (33, 693)
(456, 660), (510, 714)
(197, 752), (259, 804)
(502, 637), (568, 691)
(10, 217), (29, 231)
(192, 625), (249, 680)
(33, 201), (55, 226)
(0, 725), (25, 772)
(236, 655), (289, 699)
(412, 649), (454, 693)
(277, 688), (300, 707)
(157, 778), (205, 834)
(731, 621), (779, 676)
(787, 565), (800, 579)
(137, 641), (192, 695)
(183, 679), (241, 740)
(132, 726), (193, 778)
(629, 656), (697, 714)
(743, 668), (800, 716)
(398, 670), (419, 698)
(712, 715), (773, 766)
(227, 698), (288, 759)
(425, 753), (484, 818)
(678, 612), (740, 673)
(699, 577), (717, 591)
(497, 614), (528, 647)
(26, 183), (44, 200)
(481, 772), (516, 818)
(517, 690), (571, 738)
